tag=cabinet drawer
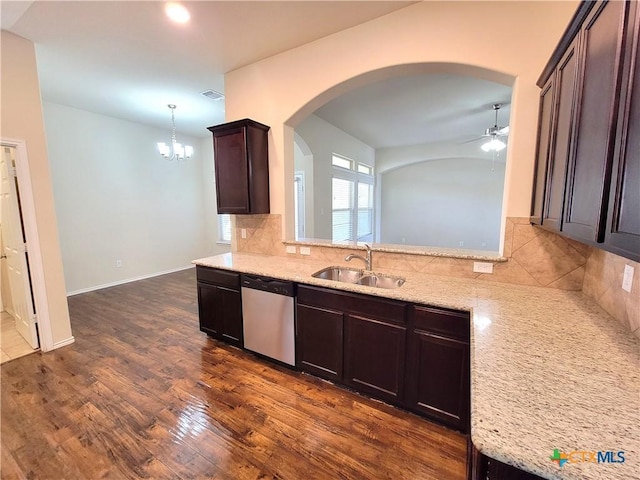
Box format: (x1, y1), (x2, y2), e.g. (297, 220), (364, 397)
(196, 266), (240, 289)
(411, 305), (470, 341)
(298, 285), (406, 325)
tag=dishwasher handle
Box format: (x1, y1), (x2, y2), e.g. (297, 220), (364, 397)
(241, 274), (295, 296)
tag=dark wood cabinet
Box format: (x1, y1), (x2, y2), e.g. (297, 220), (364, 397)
(207, 119), (270, 215)
(196, 266), (243, 347)
(542, 39), (579, 232)
(530, 78), (555, 225)
(296, 284), (471, 431)
(344, 313), (406, 404)
(405, 306), (470, 431)
(296, 303), (344, 382)
(296, 284), (408, 405)
(532, 0), (639, 261)
(605, 1), (640, 261)
(470, 447), (545, 480)
(563, 0), (629, 242)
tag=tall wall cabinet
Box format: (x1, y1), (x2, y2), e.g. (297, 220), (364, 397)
(531, 0), (639, 262)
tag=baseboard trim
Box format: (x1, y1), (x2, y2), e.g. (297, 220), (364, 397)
(67, 265), (195, 296)
(48, 335), (75, 351)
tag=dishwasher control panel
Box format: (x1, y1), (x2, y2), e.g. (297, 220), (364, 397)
(241, 274), (295, 297)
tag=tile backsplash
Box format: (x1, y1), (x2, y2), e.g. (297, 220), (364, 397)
(234, 213), (638, 338)
(583, 248), (639, 339)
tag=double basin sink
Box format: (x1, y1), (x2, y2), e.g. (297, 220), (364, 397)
(312, 266), (405, 289)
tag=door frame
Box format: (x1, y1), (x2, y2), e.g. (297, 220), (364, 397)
(1, 137), (53, 351)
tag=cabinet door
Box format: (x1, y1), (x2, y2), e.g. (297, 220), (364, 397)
(218, 286), (243, 348)
(344, 314), (406, 404)
(543, 39), (580, 232)
(563, 0), (629, 242)
(530, 77), (555, 225)
(296, 304), (344, 382)
(213, 127), (250, 214)
(606, 2), (640, 261)
(476, 454), (545, 480)
(197, 282), (222, 337)
(405, 330), (469, 431)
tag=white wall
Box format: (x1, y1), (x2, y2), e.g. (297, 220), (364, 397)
(293, 139), (315, 238)
(200, 135), (230, 248)
(224, 1), (579, 242)
(43, 102), (228, 293)
(1, 31), (73, 349)
(295, 114), (375, 239)
(381, 158), (505, 250)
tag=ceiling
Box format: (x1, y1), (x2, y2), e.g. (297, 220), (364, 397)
(2, 1), (414, 138)
(314, 73), (512, 149)
(4, 1), (512, 149)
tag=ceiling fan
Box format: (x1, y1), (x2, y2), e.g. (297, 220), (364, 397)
(465, 103), (510, 151)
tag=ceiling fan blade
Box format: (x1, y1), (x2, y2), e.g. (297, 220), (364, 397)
(498, 126), (509, 135)
(461, 136), (487, 144)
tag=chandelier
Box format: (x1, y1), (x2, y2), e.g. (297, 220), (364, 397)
(157, 104), (193, 161)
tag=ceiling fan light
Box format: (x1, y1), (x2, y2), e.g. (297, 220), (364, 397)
(481, 138), (506, 152)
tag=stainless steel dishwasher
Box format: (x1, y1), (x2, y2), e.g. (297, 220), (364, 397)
(241, 274), (296, 366)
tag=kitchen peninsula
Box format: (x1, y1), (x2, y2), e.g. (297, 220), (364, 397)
(194, 252), (639, 480)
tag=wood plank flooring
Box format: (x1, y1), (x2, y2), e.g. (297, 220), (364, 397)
(1, 268), (468, 479)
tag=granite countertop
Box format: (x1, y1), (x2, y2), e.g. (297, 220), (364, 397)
(282, 238), (508, 261)
(193, 252), (640, 480)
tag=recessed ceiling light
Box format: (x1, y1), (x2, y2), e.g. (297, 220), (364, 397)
(165, 3), (190, 24)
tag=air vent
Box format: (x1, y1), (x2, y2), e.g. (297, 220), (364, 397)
(200, 89), (225, 101)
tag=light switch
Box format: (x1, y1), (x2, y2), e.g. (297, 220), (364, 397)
(285, 245), (297, 254)
(300, 246), (311, 256)
(622, 264), (634, 293)
(241, 228), (247, 239)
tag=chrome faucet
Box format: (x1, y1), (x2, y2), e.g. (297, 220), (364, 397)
(345, 243), (373, 271)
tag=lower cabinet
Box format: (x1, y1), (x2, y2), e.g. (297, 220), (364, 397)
(405, 306), (470, 431)
(196, 266), (243, 348)
(296, 303), (344, 382)
(470, 446), (545, 480)
(345, 313), (406, 404)
(296, 284), (470, 432)
(296, 284), (407, 405)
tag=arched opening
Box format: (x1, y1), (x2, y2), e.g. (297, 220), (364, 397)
(286, 63), (514, 252)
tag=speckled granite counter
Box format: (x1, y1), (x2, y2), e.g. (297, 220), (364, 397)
(193, 252), (639, 480)
(282, 238), (508, 261)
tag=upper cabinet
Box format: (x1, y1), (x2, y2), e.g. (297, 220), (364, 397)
(605, 3), (640, 259)
(207, 119), (270, 215)
(531, 0), (639, 262)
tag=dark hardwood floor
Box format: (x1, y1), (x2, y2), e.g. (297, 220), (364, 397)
(1, 268), (467, 479)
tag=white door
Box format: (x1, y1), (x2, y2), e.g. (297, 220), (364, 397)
(1, 146), (38, 349)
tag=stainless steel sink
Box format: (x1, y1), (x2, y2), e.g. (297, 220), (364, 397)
(311, 266), (405, 289)
(311, 266), (363, 283)
(356, 274), (405, 289)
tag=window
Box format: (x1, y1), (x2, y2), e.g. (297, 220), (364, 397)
(331, 154), (374, 242)
(357, 164), (372, 175)
(332, 177), (355, 241)
(218, 214), (231, 243)
(332, 154), (353, 170)
(357, 182), (373, 239)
